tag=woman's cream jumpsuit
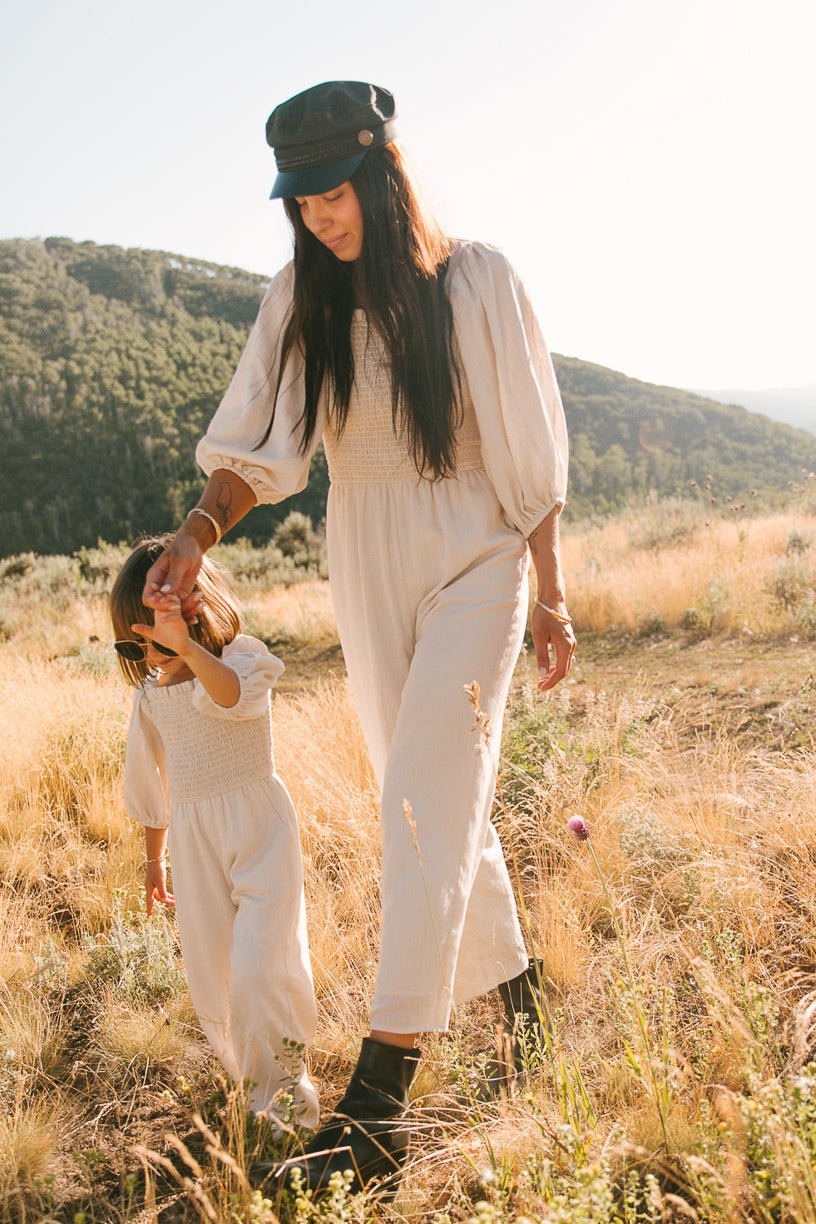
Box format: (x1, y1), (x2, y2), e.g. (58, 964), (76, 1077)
(197, 240), (569, 1034)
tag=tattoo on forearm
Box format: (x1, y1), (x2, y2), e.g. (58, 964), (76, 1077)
(215, 482), (232, 530)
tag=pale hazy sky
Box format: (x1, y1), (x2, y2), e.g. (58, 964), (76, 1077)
(2, 0), (813, 390)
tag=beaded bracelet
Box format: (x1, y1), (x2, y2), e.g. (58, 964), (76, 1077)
(535, 598), (573, 625)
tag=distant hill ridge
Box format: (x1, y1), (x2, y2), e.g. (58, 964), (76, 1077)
(694, 385), (816, 437)
(1, 236), (814, 556)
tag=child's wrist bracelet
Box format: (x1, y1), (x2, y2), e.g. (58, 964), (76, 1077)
(186, 507), (222, 546)
(144, 855), (168, 866)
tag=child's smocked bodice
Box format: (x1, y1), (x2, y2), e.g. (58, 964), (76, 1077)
(123, 635), (285, 824)
(143, 678), (273, 802)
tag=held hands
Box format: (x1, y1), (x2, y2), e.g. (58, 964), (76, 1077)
(139, 589), (241, 709)
(132, 590), (191, 658)
(142, 530), (206, 623)
(532, 601), (576, 692)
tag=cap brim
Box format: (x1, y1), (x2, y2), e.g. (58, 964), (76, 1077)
(269, 152), (367, 200)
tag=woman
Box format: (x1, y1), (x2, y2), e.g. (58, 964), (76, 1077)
(144, 80), (575, 1192)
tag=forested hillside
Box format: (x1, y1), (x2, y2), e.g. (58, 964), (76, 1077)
(558, 358), (816, 515)
(0, 237), (332, 555)
(2, 236), (814, 555)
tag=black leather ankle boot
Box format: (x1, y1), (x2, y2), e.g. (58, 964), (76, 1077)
(478, 959), (551, 1097)
(499, 957), (551, 1061)
(250, 1037), (420, 1195)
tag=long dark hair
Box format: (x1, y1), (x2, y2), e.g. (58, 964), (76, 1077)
(256, 142), (463, 479)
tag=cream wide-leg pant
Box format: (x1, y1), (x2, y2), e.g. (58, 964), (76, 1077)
(167, 776), (319, 1126)
(327, 467), (532, 1033)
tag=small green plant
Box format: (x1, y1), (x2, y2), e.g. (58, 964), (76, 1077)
(61, 641), (117, 677)
(794, 599), (816, 639)
(786, 528), (813, 556)
(74, 541), (131, 588)
(770, 556), (813, 610)
(498, 681), (568, 813)
(681, 579), (729, 636)
(635, 612), (666, 639)
(272, 512), (326, 572)
(82, 892), (186, 1002)
(738, 1063), (816, 1219)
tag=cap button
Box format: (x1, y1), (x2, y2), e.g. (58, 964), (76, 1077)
(357, 129), (374, 147)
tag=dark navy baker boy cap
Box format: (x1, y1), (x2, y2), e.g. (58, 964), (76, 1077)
(266, 80), (398, 199)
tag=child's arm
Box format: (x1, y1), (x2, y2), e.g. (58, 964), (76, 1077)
(135, 591), (241, 708)
(124, 693), (172, 828)
(144, 826), (174, 915)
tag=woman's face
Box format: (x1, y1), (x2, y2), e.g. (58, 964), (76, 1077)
(294, 181), (364, 261)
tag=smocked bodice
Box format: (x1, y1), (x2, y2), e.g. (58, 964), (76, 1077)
(322, 312), (484, 484)
(142, 682), (273, 803)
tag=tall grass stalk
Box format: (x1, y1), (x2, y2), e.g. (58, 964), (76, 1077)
(572, 820), (673, 1149)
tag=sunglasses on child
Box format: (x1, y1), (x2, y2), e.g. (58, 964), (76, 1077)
(114, 638), (178, 661)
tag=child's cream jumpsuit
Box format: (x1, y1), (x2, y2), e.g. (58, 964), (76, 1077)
(124, 635), (319, 1122)
(197, 241), (569, 1034)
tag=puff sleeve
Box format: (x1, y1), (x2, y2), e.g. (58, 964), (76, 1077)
(447, 241), (569, 537)
(191, 634), (285, 721)
(196, 261), (325, 504)
(123, 691), (171, 829)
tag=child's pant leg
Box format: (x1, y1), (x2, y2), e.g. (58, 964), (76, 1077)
(169, 786), (318, 1128)
(226, 778), (319, 1126)
(168, 816), (242, 1083)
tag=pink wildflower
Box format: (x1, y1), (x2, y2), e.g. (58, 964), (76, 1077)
(566, 815), (591, 841)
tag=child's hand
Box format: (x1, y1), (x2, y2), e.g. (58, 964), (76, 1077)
(145, 859), (175, 916)
(133, 590), (191, 657)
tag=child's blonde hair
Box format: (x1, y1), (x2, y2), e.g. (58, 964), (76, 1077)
(109, 534), (244, 688)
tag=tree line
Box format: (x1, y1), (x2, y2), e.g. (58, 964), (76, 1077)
(1, 237), (814, 556)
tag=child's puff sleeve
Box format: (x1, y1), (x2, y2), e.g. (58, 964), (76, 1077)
(196, 261), (325, 504)
(447, 241), (569, 538)
(191, 635), (285, 721)
(124, 692), (171, 829)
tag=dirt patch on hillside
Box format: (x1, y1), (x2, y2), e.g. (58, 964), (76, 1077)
(274, 625), (816, 754)
(520, 631), (816, 752)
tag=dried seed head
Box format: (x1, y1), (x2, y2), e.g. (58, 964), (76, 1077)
(464, 680), (492, 748)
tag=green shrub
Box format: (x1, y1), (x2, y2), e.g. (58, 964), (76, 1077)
(770, 556), (813, 610)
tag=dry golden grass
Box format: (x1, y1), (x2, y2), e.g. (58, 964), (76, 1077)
(1, 504), (815, 1220)
(275, 681), (383, 1054)
(94, 993), (198, 1080)
(0, 1098), (66, 1208)
(563, 505), (816, 635)
(246, 580), (338, 649)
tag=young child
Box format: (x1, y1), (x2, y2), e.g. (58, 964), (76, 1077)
(110, 535), (319, 1128)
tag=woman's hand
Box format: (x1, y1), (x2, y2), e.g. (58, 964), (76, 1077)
(532, 601), (576, 692)
(526, 507), (575, 692)
(143, 530), (206, 619)
(143, 471), (258, 610)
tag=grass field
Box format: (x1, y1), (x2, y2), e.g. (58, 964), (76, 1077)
(1, 499), (815, 1222)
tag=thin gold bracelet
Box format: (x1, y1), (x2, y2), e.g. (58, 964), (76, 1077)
(535, 598), (573, 625)
(186, 507), (222, 546)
